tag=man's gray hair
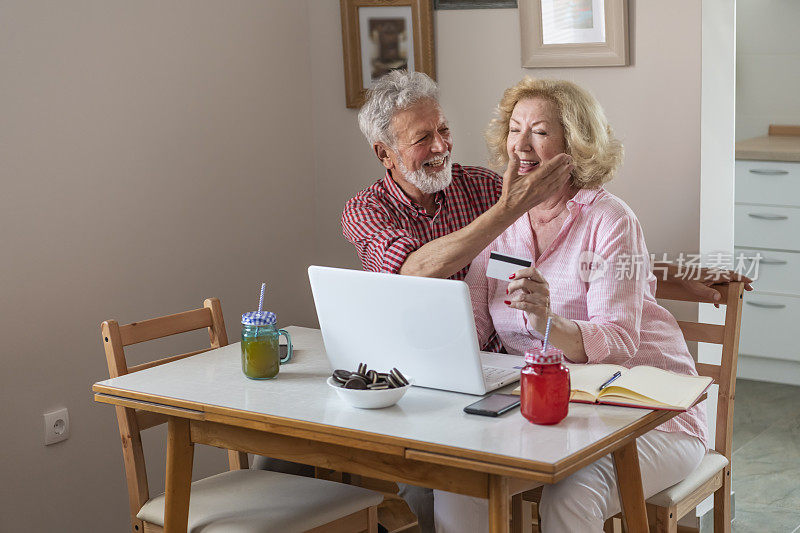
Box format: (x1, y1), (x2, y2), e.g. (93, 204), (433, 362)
(358, 70), (440, 148)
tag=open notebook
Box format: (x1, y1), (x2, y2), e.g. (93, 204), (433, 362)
(512, 364), (712, 411)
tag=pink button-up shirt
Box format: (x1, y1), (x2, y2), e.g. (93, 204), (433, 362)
(465, 187), (708, 447)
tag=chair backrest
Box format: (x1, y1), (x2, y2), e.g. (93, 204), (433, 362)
(101, 298), (241, 532)
(654, 281), (745, 460)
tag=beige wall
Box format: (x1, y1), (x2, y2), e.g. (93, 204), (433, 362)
(0, 1), (315, 530)
(736, 0), (800, 141)
(0, 1), (706, 530)
(308, 3), (376, 274)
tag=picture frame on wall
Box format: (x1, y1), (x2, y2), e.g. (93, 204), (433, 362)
(340, 0), (435, 108)
(519, 0), (628, 67)
(434, 0), (517, 9)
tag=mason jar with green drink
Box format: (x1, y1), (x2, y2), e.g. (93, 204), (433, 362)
(240, 311), (292, 379)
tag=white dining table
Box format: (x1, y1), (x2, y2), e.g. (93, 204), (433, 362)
(94, 326), (679, 532)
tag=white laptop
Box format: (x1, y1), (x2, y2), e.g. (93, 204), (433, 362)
(308, 265), (521, 395)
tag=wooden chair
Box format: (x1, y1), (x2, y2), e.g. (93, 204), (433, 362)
(638, 279), (744, 533)
(512, 280), (745, 533)
(101, 297), (382, 533)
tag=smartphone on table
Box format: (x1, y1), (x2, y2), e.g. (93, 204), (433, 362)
(463, 393), (521, 417)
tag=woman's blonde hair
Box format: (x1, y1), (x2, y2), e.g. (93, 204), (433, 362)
(485, 77), (623, 188)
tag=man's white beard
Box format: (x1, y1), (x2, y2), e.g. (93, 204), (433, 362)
(397, 155), (453, 195)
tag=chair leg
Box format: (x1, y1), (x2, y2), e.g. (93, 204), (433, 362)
(227, 450), (248, 470)
(511, 493), (533, 533)
(654, 505), (678, 533)
(367, 505), (379, 533)
(713, 466), (732, 533)
(511, 493), (523, 533)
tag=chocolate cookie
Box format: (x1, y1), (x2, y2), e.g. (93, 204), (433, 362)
(332, 369), (352, 384)
(343, 377), (368, 389)
(390, 367), (409, 386)
(386, 374), (401, 388)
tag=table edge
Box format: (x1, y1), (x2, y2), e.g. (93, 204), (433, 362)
(93, 382), (679, 477)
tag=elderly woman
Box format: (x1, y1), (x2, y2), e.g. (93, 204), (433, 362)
(434, 78), (708, 532)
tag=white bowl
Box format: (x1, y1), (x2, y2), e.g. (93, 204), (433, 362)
(326, 376), (413, 409)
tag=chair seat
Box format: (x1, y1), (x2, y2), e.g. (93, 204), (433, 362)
(647, 450), (729, 507)
(137, 469), (384, 533)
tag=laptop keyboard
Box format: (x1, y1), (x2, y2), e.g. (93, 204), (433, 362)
(482, 366), (518, 384)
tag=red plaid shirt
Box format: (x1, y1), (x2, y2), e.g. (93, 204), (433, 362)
(342, 163), (503, 279)
(342, 163), (505, 351)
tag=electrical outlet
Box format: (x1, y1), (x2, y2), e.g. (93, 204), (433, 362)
(44, 408), (69, 445)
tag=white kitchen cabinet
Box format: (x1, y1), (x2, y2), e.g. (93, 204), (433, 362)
(735, 131), (800, 385)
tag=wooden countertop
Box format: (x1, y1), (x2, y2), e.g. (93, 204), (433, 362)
(736, 125), (800, 162)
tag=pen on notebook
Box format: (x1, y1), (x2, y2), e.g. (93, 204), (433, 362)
(598, 371), (622, 391)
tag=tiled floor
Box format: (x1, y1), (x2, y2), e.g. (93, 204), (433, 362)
(731, 379), (800, 533)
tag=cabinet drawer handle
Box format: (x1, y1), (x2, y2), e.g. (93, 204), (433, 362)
(746, 301), (787, 309)
(748, 169), (789, 175)
(760, 258), (788, 265)
(748, 213), (789, 221)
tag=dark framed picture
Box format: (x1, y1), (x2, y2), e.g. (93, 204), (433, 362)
(340, 0), (435, 108)
(434, 0), (517, 8)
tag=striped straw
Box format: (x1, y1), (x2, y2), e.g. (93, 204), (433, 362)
(257, 282), (266, 313)
(542, 315), (553, 352)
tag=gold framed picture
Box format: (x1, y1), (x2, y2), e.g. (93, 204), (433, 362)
(519, 0), (628, 68)
(340, 0), (435, 108)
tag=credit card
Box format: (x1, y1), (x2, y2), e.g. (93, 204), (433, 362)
(485, 251), (533, 281)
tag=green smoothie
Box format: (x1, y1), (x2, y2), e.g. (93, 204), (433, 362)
(241, 336), (280, 379)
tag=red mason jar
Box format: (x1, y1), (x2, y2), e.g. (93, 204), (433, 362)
(520, 346), (570, 425)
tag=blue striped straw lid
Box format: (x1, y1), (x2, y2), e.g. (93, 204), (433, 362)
(241, 311), (276, 326)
